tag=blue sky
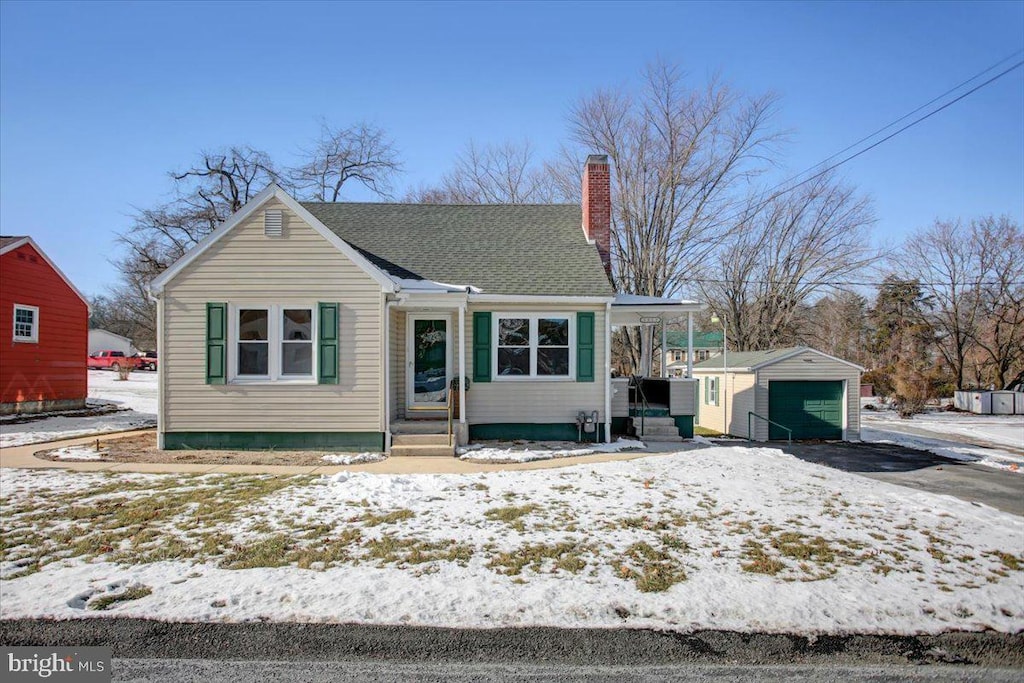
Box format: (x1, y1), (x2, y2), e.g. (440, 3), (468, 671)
(1, 0), (1022, 296)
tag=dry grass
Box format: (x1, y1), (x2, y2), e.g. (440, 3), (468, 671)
(34, 433), (373, 466)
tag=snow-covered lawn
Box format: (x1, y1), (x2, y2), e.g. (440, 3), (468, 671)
(862, 408), (1023, 473)
(1, 447), (1021, 635)
(458, 438), (646, 463)
(0, 370), (157, 448)
(320, 452), (387, 465)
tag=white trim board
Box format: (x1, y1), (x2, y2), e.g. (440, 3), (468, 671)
(149, 184), (397, 295)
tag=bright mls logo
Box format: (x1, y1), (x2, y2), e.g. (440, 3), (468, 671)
(3, 647), (110, 682)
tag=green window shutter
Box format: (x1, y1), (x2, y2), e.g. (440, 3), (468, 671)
(472, 312), (491, 382)
(577, 311), (595, 382)
(704, 377), (709, 404)
(318, 302), (339, 385)
(206, 303), (227, 385)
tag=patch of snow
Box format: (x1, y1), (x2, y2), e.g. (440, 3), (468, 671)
(691, 435), (717, 446)
(48, 446), (105, 461)
(1, 448), (1021, 634)
(458, 438), (645, 462)
(320, 452), (386, 465)
(862, 409), (1023, 474)
(0, 370), (157, 447)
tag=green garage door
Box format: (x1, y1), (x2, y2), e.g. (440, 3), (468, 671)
(768, 381), (843, 440)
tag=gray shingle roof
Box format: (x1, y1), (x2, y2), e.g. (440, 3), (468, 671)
(301, 203), (614, 297)
(693, 347), (806, 371)
(0, 236), (28, 251)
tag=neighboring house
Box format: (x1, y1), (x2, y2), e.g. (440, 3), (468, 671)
(1, 236), (89, 415)
(665, 330), (723, 377)
(692, 346), (863, 441)
(149, 156), (704, 453)
(88, 328), (137, 357)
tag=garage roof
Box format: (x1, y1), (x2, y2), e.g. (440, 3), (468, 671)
(692, 346), (865, 372)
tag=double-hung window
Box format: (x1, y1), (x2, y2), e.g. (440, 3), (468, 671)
(494, 314), (573, 379)
(232, 305), (315, 382)
(704, 376), (719, 406)
(12, 304), (38, 343)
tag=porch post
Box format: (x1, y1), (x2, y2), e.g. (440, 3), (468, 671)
(604, 301), (612, 443)
(686, 311), (694, 378)
(660, 318), (667, 378)
(458, 304), (466, 424)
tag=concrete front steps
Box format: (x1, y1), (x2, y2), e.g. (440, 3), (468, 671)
(634, 416), (683, 442)
(390, 420), (455, 456)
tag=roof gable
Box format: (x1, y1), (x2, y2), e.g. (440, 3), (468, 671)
(1, 236), (91, 309)
(149, 185), (396, 294)
(301, 202), (615, 297)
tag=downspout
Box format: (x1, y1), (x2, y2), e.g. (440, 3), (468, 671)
(604, 301), (612, 443)
(458, 302), (466, 426)
(155, 292), (165, 449)
(383, 296), (397, 453)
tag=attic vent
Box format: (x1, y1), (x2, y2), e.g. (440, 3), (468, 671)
(264, 210), (283, 237)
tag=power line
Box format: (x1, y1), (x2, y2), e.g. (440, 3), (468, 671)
(763, 49), (1024, 197)
(682, 277), (1024, 288)
(714, 53), (1024, 227)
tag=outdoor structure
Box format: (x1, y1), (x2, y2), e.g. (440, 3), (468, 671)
(692, 346), (863, 441)
(953, 390), (1024, 415)
(149, 156), (704, 453)
(665, 330), (723, 377)
(88, 328), (137, 356)
(0, 236), (89, 415)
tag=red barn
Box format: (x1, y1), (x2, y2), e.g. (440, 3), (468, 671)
(1, 236), (89, 415)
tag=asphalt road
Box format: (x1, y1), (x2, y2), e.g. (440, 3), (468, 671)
(740, 441), (1024, 516)
(2, 619), (1022, 670)
(111, 658), (1024, 682)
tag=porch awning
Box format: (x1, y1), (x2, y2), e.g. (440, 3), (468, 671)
(610, 293), (704, 326)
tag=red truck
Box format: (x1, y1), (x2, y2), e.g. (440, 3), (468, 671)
(87, 350), (141, 372)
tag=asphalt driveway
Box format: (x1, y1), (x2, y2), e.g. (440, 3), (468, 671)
(735, 440), (1024, 516)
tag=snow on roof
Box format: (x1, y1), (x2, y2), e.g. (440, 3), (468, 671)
(612, 293), (701, 306)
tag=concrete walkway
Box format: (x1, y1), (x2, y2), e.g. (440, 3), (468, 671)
(0, 429), (692, 476)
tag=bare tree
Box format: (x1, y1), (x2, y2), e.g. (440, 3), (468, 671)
(901, 219), (987, 390)
(799, 291), (871, 366)
(291, 121), (401, 201)
(405, 140), (560, 204)
(969, 216), (1024, 389)
(902, 215), (1024, 390)
(698, 173), (876, 350)
(547, 60), (784, 370)
(552, 61), (783, 301)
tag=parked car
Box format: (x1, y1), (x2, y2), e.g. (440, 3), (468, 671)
(134, 351), (158, 371)
(87, 350), (140, 372)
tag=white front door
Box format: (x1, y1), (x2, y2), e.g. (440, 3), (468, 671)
(406, 314), (452, 411)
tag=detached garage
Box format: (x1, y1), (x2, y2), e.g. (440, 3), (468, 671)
(693, 347), (863, 441)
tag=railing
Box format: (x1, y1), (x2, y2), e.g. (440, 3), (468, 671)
(748, 412), (791, 445)
(629, 375), (650, 436)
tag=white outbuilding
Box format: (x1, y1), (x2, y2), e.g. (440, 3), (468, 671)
(692, 346), (863, 441)
(88, 328), (137, 357)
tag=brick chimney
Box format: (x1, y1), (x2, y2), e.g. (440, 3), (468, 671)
(582, 154), (611, 276)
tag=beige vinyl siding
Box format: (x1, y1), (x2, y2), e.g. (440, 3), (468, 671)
(728, 372), (757, 437)
(465, 303), (606, 425)
(693, 371), (755, 436)
(753, 350), (861, 441)
(611, 377), (630, 417)
(668, 378), (698, 416)
(390, 308), (405, 421)
(162, 198), (384, 433)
